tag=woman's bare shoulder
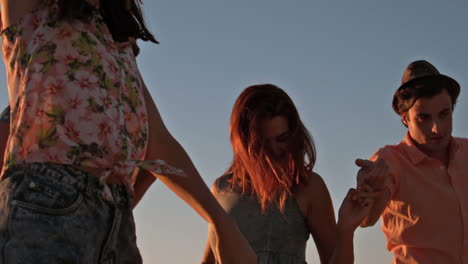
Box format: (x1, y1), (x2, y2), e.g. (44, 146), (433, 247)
(300, 171), (327, 190)
(294, 171), (332, 215)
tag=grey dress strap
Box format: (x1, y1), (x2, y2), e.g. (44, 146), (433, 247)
(0, 106), (10, 123)
(211, 174), (310, 264)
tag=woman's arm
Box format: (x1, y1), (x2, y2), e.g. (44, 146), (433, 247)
(0, 107), (10, 172)
(328, 189), (373, 264)
(298, 173), (374, 264)
(1, 0), (40, 29)
(141, 83), (256, 264)
(201, 227), (216, 264)
(297, 172), (337, 264)
(132, 169), (156, 208)
(201, 183), (219, 264)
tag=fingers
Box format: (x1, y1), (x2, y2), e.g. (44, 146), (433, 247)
(352, 184), (381, 207)
(356, 159), (377, 187)
(368, 160), (389, 188)
(356, 158), (389, 190)
(355, 158), (374, 168)
(347, 188), (359, 201)
(362, 198), (374, 215)
(356, 182), (377, 192)
(349, 188), (377, 203)
(353, 199), (374, 224)
(357, 184), (381, 198)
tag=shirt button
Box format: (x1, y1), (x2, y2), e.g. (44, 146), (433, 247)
(29, 182), (36, 189)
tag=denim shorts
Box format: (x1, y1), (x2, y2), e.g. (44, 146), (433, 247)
(0, 163), (142, 264)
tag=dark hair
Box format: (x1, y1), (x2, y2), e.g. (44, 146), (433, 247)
(57, 0), (158, 43)
(227, 84), (316, 213)
(392, 78), (458, 115)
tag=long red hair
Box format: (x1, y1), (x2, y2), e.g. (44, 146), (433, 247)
(227, 84), (316, 212)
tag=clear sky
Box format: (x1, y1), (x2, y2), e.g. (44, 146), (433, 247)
(1, 0), (467, 263)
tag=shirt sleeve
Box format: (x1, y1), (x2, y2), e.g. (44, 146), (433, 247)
(0, 106), (10, 123)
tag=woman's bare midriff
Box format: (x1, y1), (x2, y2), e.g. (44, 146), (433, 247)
(72, 165), (128, 185)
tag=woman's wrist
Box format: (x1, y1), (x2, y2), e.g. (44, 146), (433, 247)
(336, 225), (355, 243)
(336, 220), (356, 238)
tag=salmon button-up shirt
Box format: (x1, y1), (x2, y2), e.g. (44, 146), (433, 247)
(371, 133), (468, 264)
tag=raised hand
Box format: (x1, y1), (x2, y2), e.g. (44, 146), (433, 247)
(355, 158), (392, 227)
(355, 158), (389, 192)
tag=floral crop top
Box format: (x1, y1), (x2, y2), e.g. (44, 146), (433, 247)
(0, 1), (184, 191)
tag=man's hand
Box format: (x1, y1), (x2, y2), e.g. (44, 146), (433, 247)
(355, 158), (389, 192)
(355, 158), (391, 227)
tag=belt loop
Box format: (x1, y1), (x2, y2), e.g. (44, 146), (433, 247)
(85, 171), (94, 197)
(110, 185), (118, 204)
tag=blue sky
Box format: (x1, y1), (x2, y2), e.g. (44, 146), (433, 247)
(1, 0), (467, 263)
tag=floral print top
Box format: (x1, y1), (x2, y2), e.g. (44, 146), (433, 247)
(0, 1), (184, 191)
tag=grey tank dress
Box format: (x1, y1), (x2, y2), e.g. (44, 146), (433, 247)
(210, 174), (310, 264)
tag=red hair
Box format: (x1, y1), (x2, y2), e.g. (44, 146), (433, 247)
(227, 84), (316, 212)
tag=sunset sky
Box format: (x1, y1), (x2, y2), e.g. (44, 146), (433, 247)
(1, 0), (467, 263)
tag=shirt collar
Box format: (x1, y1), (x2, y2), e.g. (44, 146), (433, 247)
(402, 133), (427, 165)
(401, 132), (459, 165)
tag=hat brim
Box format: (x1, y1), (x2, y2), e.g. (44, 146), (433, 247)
(397, 74), (460, 96)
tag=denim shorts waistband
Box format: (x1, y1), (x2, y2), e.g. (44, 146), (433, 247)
(3, 162), (132, 205)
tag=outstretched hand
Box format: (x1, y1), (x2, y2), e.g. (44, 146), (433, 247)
(355, 158), (389, 192)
